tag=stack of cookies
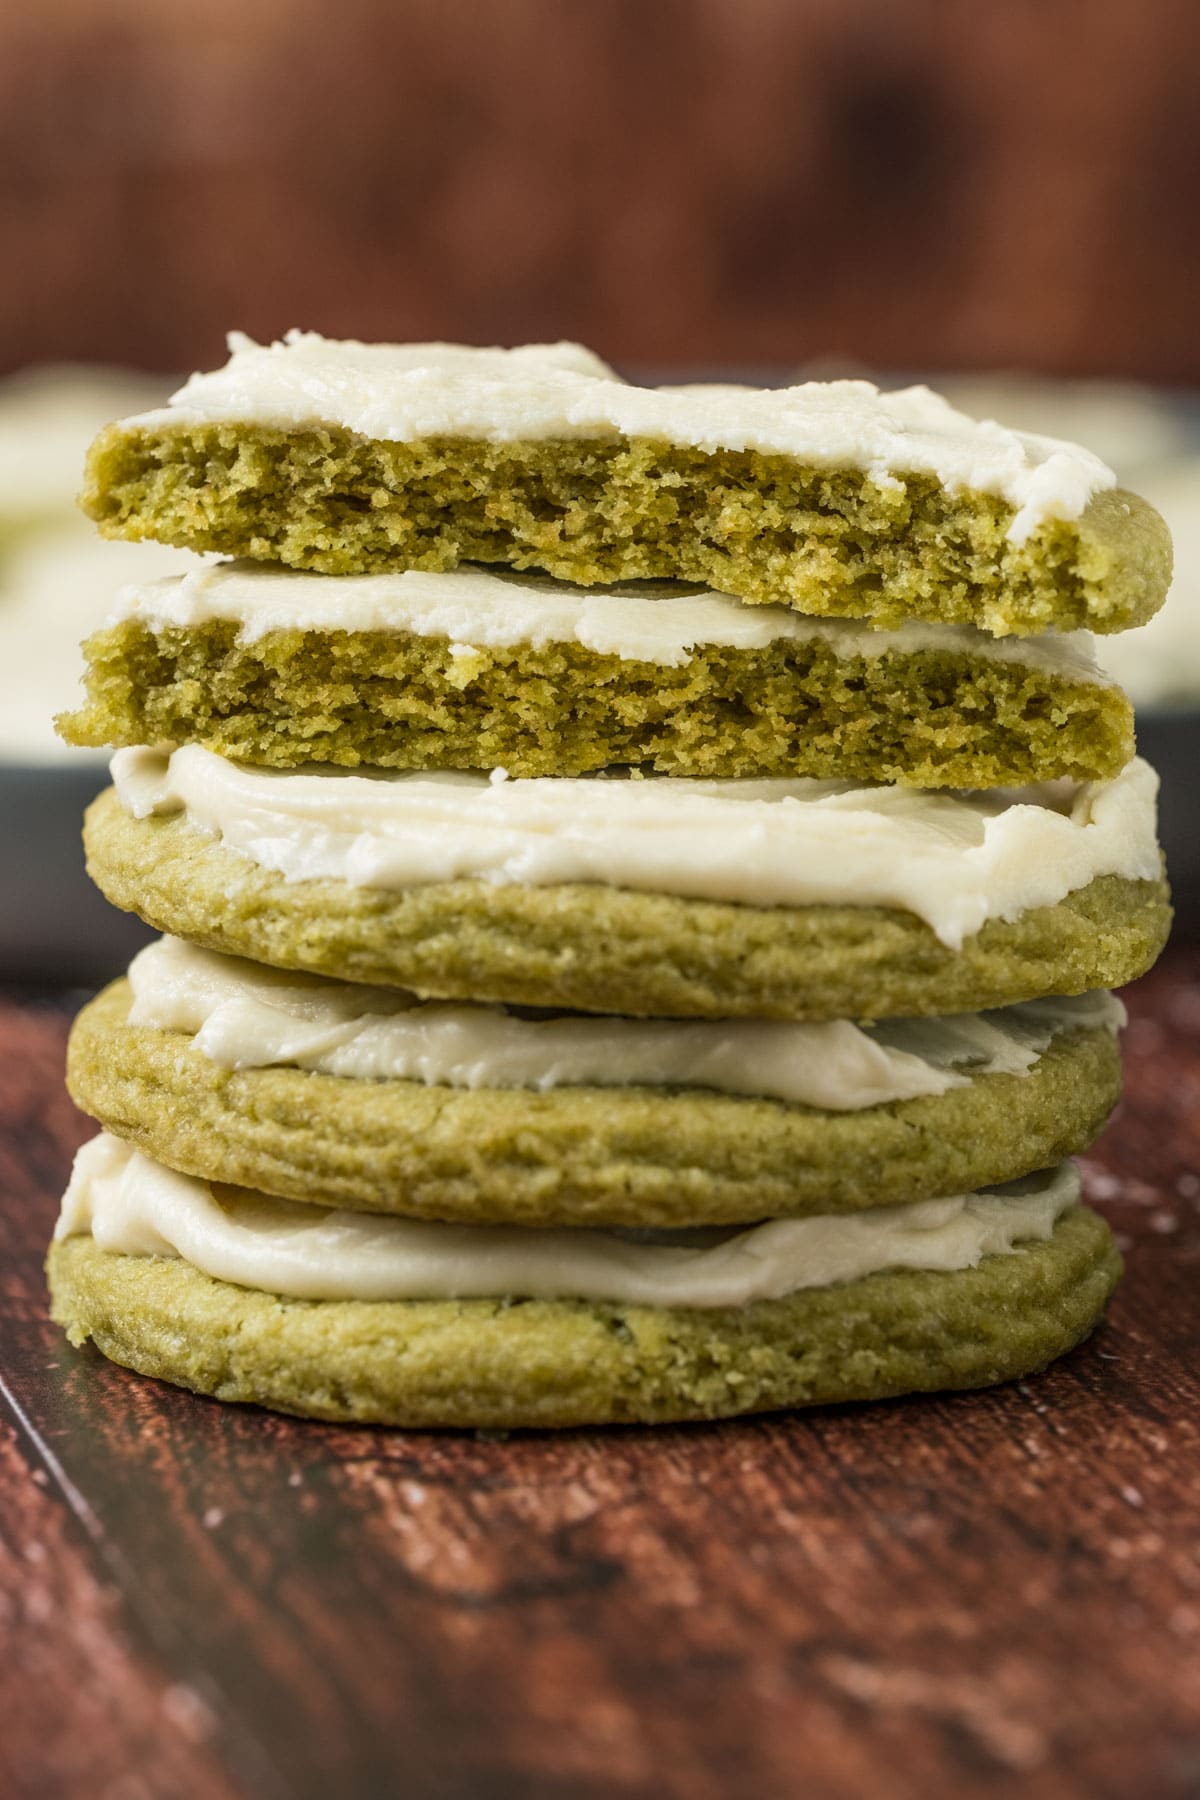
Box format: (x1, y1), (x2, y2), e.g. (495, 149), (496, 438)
(48, 335), (1173, 1429)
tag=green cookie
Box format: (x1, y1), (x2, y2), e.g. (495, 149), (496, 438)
(46, 1207), (1121, 1429)
(84, 789), (1171, 1022)
(68, 979), (1122, 1229)
(58, 613), (1133, 788)
(81, 422), (1170, 638)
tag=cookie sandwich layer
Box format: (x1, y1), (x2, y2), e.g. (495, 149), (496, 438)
(48, 1139), (1121, 1427)
(58, 563), (1134, 786)
(80, 334), (1171, 636)
(84, 747), (1170, 1018)
(69, 945), (1124, 1225)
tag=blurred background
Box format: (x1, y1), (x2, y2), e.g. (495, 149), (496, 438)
(4, 0), (1200, 377)
(1, 0), (1199, 976)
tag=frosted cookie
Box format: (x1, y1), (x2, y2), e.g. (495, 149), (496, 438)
(67, 946), (1124, 1227)
(82, 747), (1170, 1021)
(48, 1141), (1121, 1428)
(58, 563), (1134, 787)
(80, 334), (1172, 639)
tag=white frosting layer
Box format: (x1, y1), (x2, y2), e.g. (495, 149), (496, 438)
(56, 1136), (1081, 1308)
(111, 747), (1162, 951)
(122, 331), (1116, 544)
(103, 561), (1109, 683)
(126, 936), (1124, 1109)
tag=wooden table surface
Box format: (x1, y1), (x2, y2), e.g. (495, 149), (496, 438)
(2, 959), (1199, 1800)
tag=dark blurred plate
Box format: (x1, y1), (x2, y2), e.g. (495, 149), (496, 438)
(1133, 710), (1199, 939)
(0, 758), (152, 985)
(0, 723), (1193, 990)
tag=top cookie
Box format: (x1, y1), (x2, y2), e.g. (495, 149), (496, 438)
(80, 333), (1172, 638)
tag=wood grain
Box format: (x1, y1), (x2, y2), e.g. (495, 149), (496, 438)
(2, 0), (1200, 379)
(1, 961), (1199, 1800)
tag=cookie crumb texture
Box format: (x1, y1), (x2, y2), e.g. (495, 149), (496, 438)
(59, 619), (1134, 787)
(46, 1208), (1121, 1428)
(82, 424), (1172, 637)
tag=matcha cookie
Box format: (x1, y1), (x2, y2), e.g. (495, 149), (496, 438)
(80, 335), (1172, 638)
(58, 564), (1134, 787)
(83, 788), (1171, 1021)
(47, 1205), (1121, 1428)
(68, 975), (1123, 1228)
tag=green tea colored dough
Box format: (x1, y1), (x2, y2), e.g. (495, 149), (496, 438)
(68, 980), (1122, 1228)
(80, 423), (1172, 638)
(83, 789), (1171, 1022)
(57, 615), (1133, 787)
(46, 1206), (1122, 1428)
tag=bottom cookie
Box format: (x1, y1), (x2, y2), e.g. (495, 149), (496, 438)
(47, 1205), (1120, 1431)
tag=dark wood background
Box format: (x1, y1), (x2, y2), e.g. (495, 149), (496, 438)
(2, 949), (1199, 1800)
(2, 0), (1200, 380)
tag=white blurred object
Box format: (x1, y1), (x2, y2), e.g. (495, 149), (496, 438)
(1096, 461), (1200, 706)
(942, 375), (1200, 709)
(0, 366), (204, 762)
(937, 375), (1193, 474)
(0, 529), (205, 760)
(0, 366), (167, 525)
